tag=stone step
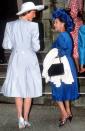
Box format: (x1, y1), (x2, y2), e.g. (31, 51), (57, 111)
(73, 95), (85, 107)
(0, 70), (85, 82)
(3, 50), (49, 64)
(0, 92), (85, 106)
(0, 81), (85, 106)
(0, 80), (51, 92)
(0, 72), (85, 94)
(0, 93), (53, 105)
(0, 63), (43, 73)
(0, 47), (85, 105)
(0, 73), (85, 106)
(78, 78), (85, 87)
(0, 82), (52, 105)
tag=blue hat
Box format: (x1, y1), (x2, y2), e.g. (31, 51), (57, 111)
(52, 8), (74, 32)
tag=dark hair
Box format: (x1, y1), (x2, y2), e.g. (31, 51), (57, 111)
(58, 17), (67, 30)
(20, 11), (31, 16)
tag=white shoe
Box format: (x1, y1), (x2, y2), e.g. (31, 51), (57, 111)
(18, 117), (25, 129)
(24, 121), (31, 128)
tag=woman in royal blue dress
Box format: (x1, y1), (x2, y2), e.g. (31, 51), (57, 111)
(51, 8), (79, 127)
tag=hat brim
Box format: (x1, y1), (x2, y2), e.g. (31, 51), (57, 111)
(16, 7), (37, 15)
(16, 5), (45, 15)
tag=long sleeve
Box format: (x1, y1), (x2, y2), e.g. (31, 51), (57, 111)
(32, 23), (40, 52)
(2, 23), (13, 50)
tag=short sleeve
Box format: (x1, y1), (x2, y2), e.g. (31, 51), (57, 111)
(32, 23), (40, 52)
(2, 23), (13, 49)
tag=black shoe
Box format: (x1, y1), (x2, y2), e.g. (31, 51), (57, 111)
(59, 118), (68, 127)
(68, 115), (73, 122)
(78, 72), (85, 77)
(59, 118), (62, 121)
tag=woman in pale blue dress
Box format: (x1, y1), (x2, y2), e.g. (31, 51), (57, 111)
(1, 2), (44, 129)
(78, 25), (85, 73)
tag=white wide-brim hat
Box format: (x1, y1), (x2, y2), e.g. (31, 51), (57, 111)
(16, 2), (45, 15)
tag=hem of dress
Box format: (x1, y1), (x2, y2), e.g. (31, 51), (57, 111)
(52, 95), (80, 102)
(2, 93), (42, 99)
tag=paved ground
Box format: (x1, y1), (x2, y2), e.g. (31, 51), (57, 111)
(0, 104), (85, 131)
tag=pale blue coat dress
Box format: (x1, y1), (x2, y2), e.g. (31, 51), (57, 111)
(1, 19), (42, 98)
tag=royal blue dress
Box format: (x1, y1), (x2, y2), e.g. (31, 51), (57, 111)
(51, 32), (79, 101)
(78, 25), (85, 65)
